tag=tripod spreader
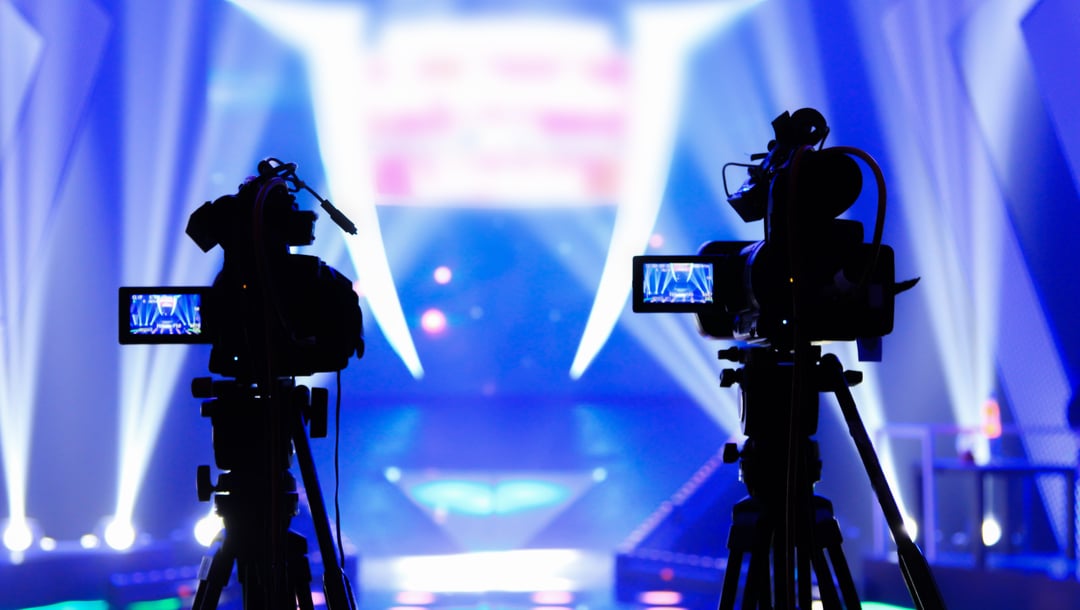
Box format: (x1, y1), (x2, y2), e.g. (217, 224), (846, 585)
(716, 347), (946, 610)
(191, 377), (356, 610)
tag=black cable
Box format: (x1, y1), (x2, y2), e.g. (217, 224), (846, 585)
(335, 369), (359, 609)
(334, 369), (352, 588)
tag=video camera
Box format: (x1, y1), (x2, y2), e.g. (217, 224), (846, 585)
(119, 158), (364, 379)
(632, 108), (915, 355)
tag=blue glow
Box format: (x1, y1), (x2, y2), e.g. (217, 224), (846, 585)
(114, 0), (225, 544)
(0, 0), (109, 539)
(230, 0), (425, 379)
(410, 480), (570, 517)
(861, 0), (1075, 550)
(570, 0), (764, 379)
(2, 3), (1079, 593)
(412, 481), (494, 516)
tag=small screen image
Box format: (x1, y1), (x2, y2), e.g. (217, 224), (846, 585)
(642, 261), (713, 305)
(119, 287), (212, 344)
(632, 256), (718, 313)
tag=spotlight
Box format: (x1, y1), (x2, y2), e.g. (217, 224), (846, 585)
(80, 534), (100, 549)
(2, 519), (33, 552)
(194, 511), (224, 547)
(903, 515), (919, 542)
(104, 518), (136, 551)
(981, 516), (1002, 547)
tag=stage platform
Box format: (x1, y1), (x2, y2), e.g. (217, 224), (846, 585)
(865, 555), (1080, 610)
(5, 540), (1078, 609)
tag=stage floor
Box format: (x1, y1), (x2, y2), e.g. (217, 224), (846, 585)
(2, 545), (920, 610)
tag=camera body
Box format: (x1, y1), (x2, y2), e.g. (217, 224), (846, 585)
(205, 250), (362, 379)
(119, 161), (363, 380)
(632, 109), (900, 352)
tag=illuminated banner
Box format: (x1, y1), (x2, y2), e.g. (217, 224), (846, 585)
(366, 20), (627, 207)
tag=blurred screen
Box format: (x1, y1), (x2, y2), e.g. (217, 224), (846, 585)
(119, 287), (210, 344)
(366, 18), (626, 206)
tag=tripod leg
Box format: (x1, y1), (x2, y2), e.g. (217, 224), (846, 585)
(745, 546), (768, 610)
(798, 536), (814, 609)
(828, 544), (862, 608)
(809, 496), (860, 609)
(291, 406), (356, 610)
(796, 494), (817, 610)
(719, 546), (745, 610)
(192, 540), (236, 610)
(288, 531), (316, 610)
(720, 499), (757, 610)
(771, 526), (791, 610)
(747, 506), (776, 609)
(810, 542), (842, 609)
(821, 354), (947, 610)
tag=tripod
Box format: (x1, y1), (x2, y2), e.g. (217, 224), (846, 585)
(717, 346), (947, 610)
(190, 377), (356, 610)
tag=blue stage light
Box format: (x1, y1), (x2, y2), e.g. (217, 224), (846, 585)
(230, 0), (425, 379)
(0, 0), (108, 545)
(103, 518), (136, 551)
(571, 1), (764, 380)
(862, 0), (1074, 550)
(2, 518), (32, 552)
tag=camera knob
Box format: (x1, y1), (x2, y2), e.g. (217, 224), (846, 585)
(722, 443), (742, 464)
(720, 369), (743, 388)
(843, 370), (864, 387)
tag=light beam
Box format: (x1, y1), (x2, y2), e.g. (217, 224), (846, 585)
(114, 0), (284, 537)
(0, 0), (108, 544)
(115, 0), (212, 541)
(869, 0), (1071, 546)
(229, 0), (424, 378)
(570, 0), (764, 379)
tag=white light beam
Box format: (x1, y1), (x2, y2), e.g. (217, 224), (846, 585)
(570, 0), (763, 378)
(229, 0), (424, 378)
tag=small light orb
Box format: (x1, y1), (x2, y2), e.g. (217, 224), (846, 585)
(433, 266), (453, 285)
(982, 516), (1003, 547)
(420, 308), (447, 335)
